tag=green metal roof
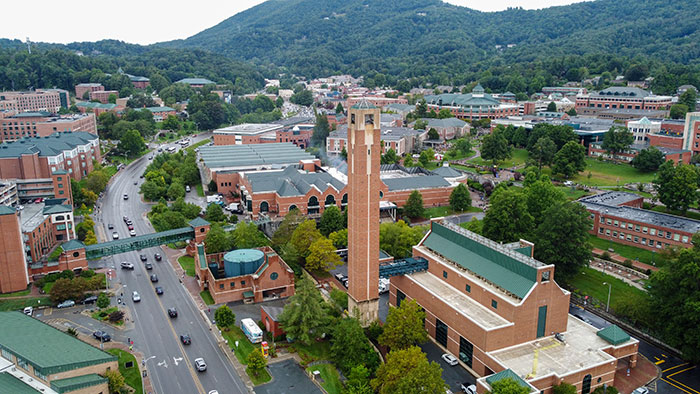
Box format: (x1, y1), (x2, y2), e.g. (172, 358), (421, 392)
(243, 291), (254, 298)
(52, 169), (68, 175)
(51, 373), (107, 394)
(351, 99), (377, 110)
(43, 204), (72, 214)
(485, 369), (530, 389)
(0, 312), (116, 376)
(0, 205), (16, 215)
(176, 78), (216, 85)
(189, 217), (210, 227)
(422, 223), (540, 299)
(11, 112), (51, 118)
(142, 106), (175, 113)
(597, 325), (631, 345)
(199, 143), (314, 170)
(62, 239), (85, 251)
(0, 373), (41, 394)
(0, 132), (98, 159)
(198, 244), (207, 269)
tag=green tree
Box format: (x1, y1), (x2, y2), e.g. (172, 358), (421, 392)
(231, 221), (269, 248)
(427, 128), (440, 140)
(552, 141), (586, 178)
(336, 102), (344, 114)
(552, 382), (577, 394)
(625, 64), (649, 81)
(290, 89), (313, 106)
(319, 205), (345, 236)
(654, 162), (699, 212)
(483, 188), (534, 242)
(331, 317), (380, 374)
(532, 202), (591, 284)
(215, 305), (236, 331)
(205, 203), (226, 222)
(49, 278), (86, 303)
(329, 228), (348, 248)
(167, 181), (185, 201)
(670, 104), (689, 119)
(379, 299), (427, 350)
(204, 224), (233, 254)
(679, 89), (697, 110)
(437, 108), (454, 119)
(530, 136), (557, 170)
(465, 217), (483, 234)
(481, 130), (512, 165)
(566, 108), (577, 116)
(290, 219), (322, 258)
(415, 100), (428, 118)
(547, 101), (557, 112)
(305, 237), (342, 272)
(488, 377), (530, 394)
(601, 126), (634, 155)
(278, 277), (328, 345)
(449, 183), (471, 212)
(413, 119), (428, 131)
(97, 292), (110, 309)
(340, 146), (348, 160)
(381, 148), (399, 164)
(631, 146), (665, 172)
(107, 93), (117, 104)
(525, 175), (565, 227)
(247, 350), (268, 377)
(344, 365), (373, 394)
(379, 221), (426, 258)
(371, 346), (446, 394)
(403, 190), (425, 219)
(105, 369), (125, 394)
(118, 129), (147, 157)
(403, 154), (414, 167)
(162, 115), (181, 131)
(312, 113), (331, 147)
(272, 208), (304, 248)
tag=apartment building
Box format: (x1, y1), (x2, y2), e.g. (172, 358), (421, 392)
(0, 112), (97, 142)
(0, 90), (68, 113)
(75, 83), (104, 99)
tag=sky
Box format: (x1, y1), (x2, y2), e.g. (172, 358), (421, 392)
(0, 0), (587, 45)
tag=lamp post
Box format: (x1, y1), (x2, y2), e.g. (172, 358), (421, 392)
(603, 282), (612, 312)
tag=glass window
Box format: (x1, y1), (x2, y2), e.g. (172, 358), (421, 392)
(605, 230), (611, 236)
(612, 231), (617, 237)
(397, 290), (406, 307)
(650, 228), (656, 236)
(465, 284), (471, 293)
(443, 271), (447, 279)
(230, 282), (235, 288)
(606, 219), (612, 225)
(219, 283), (224, 289)
(649, 240), (655, 246)
(658, 231), (664, 237)
(635, 225), (641, 232)
(599, 228), (604, 234)
(1, 347), (11, 361)
(270, 272), (279, 280)
(674, 233), (680, 241)
(17, 357), (28, 370)
(642, 227), (648, 233)
(459, 337), (473, 367)
(634, 237), (639, 243)
(491, 300), (498, 309)
(682, 236), (689, 243)
(619, 233), (625, 239)
(435, 319), (448, 347)
(241, 280), (246, 286)
(614, 220), (619, 227)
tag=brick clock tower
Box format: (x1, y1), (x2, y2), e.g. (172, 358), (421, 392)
(347, 100), (381, 325)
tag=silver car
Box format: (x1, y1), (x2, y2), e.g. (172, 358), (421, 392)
(132, 291), (141, 302)
(194, 358), (207, 372)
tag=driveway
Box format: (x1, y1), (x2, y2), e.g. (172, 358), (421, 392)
(256, 359), (322, 394)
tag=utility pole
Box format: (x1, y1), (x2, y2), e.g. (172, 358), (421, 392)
(603, 282), (612, 312)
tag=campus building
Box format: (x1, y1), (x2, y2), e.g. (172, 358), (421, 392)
(579, 191), (700, 252)
(390, 220), (639, 394)
(424, 85), (519, 120)
(587, 142), (691, 164)
(0, 112), (97, 141)
(88, 90), (118, 104)
(345, 96), (408, 109)
(175, 78), (216, 88)
(0, 180), (18, 207)
(75, 102), (119, 117)
(0, 206), (29, 293)
(21, 199), (75, 266)
(327, 125), (425, 156)
(681, 112), (700, 155)
(0, 90), (69, 114)
(0, 311), (117, 394)
(75, 83), (104, 99)
(575, 87), (672, 112)
(0, 132), (101, 182)
(213, 123), (284, 145)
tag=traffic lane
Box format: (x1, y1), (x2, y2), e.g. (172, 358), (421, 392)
(420, 341), (475, 392)
(661, 364), (700, 394)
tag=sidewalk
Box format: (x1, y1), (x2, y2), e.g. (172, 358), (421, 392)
(613, 355), (659, 394)
(588, 260), (646, 290)
(160, 246), (208, 310)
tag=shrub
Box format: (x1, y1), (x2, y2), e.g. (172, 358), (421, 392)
(109, 310), (125, 322)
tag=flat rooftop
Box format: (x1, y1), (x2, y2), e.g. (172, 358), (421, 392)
(579, 191), (641, 207)
(20, 203), (45, 232)
(489, 316), (635, 380)
(213, 123), (283, 135)
(199, 143), (314, 170)
(407, 271), (512, 330)
(580, 201), (700, 234)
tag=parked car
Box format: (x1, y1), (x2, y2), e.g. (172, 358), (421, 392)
(155, 286), (164, 295)
(185, 185), (191, 193)
(132, 291), (141, 302)
(112, 232), (119, 240)
(120, 262), (134, 270)
(168, 307), (178, 318)
(107, 223), (114, 229)
(126, 219), (133, 226)
(57, 300), (75, 309)
(441, 353), (458, 366)
(82, 295), (98, 304)
(150, 274), (158, 283)
(133, 181), (138, 185)
(23, 307), (33, 316)
(180, 334), (191, 345)
(194, 358), (207, 372)
(140, 254), (147, 261)
(128, 224), (134, 230)
(93, 331), (111, 342)
(461, 384), (476, 394)
(632, 388), (649, 394)
(154, 253), (162, 261)
(334, 273), (346, 282)
(145, 262), (153, 270)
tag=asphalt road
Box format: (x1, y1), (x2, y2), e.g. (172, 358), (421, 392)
(93, 134), (246, 394)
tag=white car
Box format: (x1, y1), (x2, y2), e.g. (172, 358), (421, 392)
(132, 291), (141, 302)
(194, 357), (207, 372)
(442, 353), (458, 366)
(632, 388), (649, 394)
(461, 383), (477, 394)
(129, 229), (136, 236)
(112, 232), (119, 239)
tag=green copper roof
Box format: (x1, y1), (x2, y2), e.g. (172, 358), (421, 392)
(189, 217), (210, 227)
(485, 369), (530, 389)
(52, 169), (68, 175)
(51, 373), (107, 394)
(0, 312), (116, 376)
(351, 99), (377, 109)
(0, 373), (41, 394)
(43, 204), (72, 214)
(597, 325), (631, 345)
(0, 205), (16, 215)
(422, 223), (540, 299)
(176, 78), (216, 85)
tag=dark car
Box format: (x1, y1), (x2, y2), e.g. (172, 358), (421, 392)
(154, 253), (162, 261)
(168, 308), (178, 318)
(155, 286), (164, 295)
(180, 334), (191, 345)
(126, 220), (133, 226)
(107, 223), (114, 229)
(123, 194), (128, 200)
(150, 274), (158, 283)
(145, 262), (153, 270)
(140, 254), (147, 262)
(82, 295), (98, 304)
(123, 216), (129, 223)
(93, 331), (111, 342)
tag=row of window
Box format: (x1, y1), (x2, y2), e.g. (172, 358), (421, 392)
(599, 217), (688, 242)
(599, 228), (673, 248)
(442, 270), (498, 309)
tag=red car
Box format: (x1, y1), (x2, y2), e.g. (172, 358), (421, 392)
(34, 198), (42, 204)
(128, 225), (134, 230)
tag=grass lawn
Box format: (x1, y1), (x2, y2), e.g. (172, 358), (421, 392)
(200, 290), (215, 305)
(651, 205), (700, 221)
(0, 297), (50, 311)
(445, 150), (475, 161)
(195, 183), (204, 197)
(246, 367), (272, 385)
(588, 235), (663, 267)
(555, 186), (592, 201)
(107, 349), (143, 394)
(90, 306), (123, 326)
(423, 205), (481, 219)
(221, 326), (257, 364)
(468, 148), (529, 168)
(569, 267), (649, 311)
(286, 340), (333, 364)
(307, 364), (343, 394)
(450, 164), (478, 173)
(43, 282), (55, 293)
(185, 138), (211, 153)
(0, 287), (31, 298)
(572, 159), (656, 186)
(178, 256), (195, 277)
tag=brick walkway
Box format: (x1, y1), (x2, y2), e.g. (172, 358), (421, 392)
(614, 355), (659, 394)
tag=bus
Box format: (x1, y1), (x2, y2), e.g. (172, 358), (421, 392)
(240, 318), (263, 344)
(166, 146), (177, 153)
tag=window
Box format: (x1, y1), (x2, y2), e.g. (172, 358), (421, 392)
(682, 236), (689, 243)
(634, 237), (639, 243)
(230, 282), (235, 288)
(619, 233), (625, 240)
(599, 228), (604, 234)
(605, 230), (611, 236)
(435, 319), (448, 347)
(465, 284), (471, 292)
(599, 216), (604, 223)
(642, 227), (648, 234)
(649, 239), (655, 247)
(397, 290), (406, 307)
(17, 356), (28, 370)
(641, 238), (647, 245)
(541, 271), (550, 282)
(219, 283), (224, 289)
(658, 231), (664, 238)
(270, 272), (279, 280)
(612, 231), (617, 237)
(620, 222), (626, 229)
(582, 374), (592, 394)
(635, 225), (641, 232)
(35, 370), (47, 381)
(1, 347), (11, 361)
(459, 337), (473, 367)
(606, 219), (612, 225)
(627, 234), (632, 241)
(442, 271), (448, 279)
(666, 232), (672, 239)
(650, 228), (656, 236)
(491, 300), (498, 309)
(674, 233), (680, 241)
(241, 280), (246, 286)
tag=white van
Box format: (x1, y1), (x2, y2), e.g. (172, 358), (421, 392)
(23, 307), (33, 316)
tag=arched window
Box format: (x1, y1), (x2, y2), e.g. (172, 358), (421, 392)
(324, 195), (336, 206)
(260, 201), (269, 212)
(308, 196), (320, 214)
(288, 205), (298, 212)
(582, 374), (592, 394)
(56, 215), (65, 221)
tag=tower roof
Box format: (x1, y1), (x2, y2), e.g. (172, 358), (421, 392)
(351, 99), (377, 110)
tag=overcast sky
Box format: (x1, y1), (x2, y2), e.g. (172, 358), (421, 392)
(1, 0), (587, 45)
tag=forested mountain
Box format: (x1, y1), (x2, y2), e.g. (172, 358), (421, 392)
(0, 39), (266, 94)
(161, 0), (700, 86)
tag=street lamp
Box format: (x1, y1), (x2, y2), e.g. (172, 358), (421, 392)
(603, 282), (612, 312)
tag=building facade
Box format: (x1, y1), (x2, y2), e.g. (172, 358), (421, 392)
(75, 83), (104, 99)
(88, 90), (118, 104)
(424, 85), (519, 120)
(327, 125), (425, 156)
(0, 206), (29, 293)
(0, 90), (68, 113)
(587, 142), (691, 164)
(1, 112), (97, 141)
(575, 87), (672, 112)
(681, 112), (700, 155)
(626, 117), (660, 143)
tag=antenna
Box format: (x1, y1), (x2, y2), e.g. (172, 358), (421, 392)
(26, 37), (31, 54)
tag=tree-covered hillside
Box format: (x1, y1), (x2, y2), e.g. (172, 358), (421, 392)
(161, 0), (700, 80)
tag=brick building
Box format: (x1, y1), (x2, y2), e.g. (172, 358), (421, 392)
(424, 85), (519, 120)
(194, 245), (295, 304)
(575, 87), (672, 112)
(88, 90), (118, 104)
(0, 90), (68, 113)
(260, 305), (286, 338)
(418, 117), (470, 140)
(21, 200), (75, 265)
(0, 132), (101, 181)
(0, 180), (18, 207)
(681, 112), (700, 155)
(0, 311), (117, 394)
(1, 112), (97, 141)
(75, 102), (119, 116)
(390, 220), (639, 394)
(213, 123), (283, 145)
(579, 192), (700, 252)
(75, 83), (104, 99)
(587, 142), (691, 164)
(0, 206), (29, 293)
(175, 78), (216, 88)
(345, 96), (408, 110)
(327, 125), (426, 156)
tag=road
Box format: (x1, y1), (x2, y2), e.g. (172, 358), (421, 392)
(93, 134), (246, 394)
